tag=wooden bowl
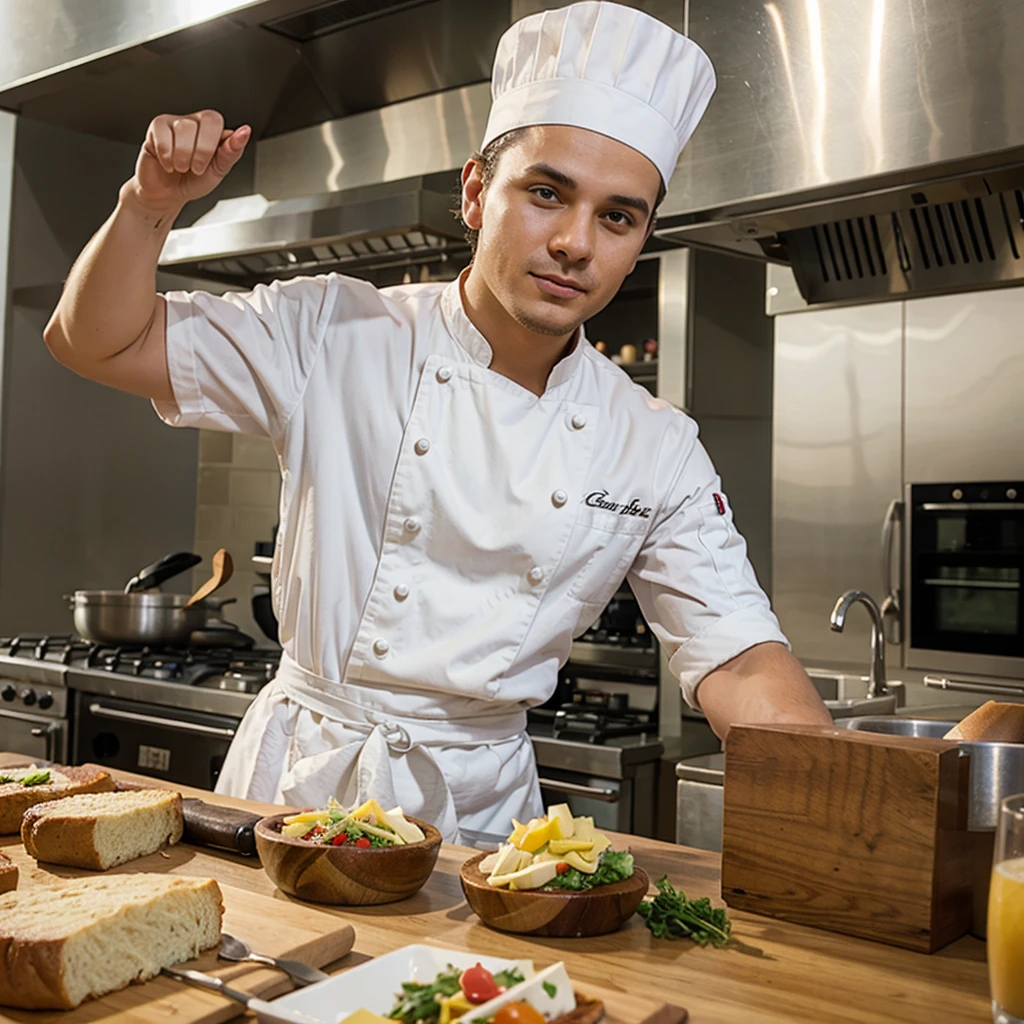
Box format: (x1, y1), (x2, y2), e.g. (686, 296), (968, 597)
(459, 850), (649, 937)
(255, 811), (442, 905)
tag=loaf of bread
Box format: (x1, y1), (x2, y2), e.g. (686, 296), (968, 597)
(22, 789), (184, 870)
(0, 851), (16, 893)
(0, 764), (115, 834)
(0, 874), (223, 1009)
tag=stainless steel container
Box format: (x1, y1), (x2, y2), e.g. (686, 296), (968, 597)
(70, 591), (209, 646)
(840, 717), (1024, 831)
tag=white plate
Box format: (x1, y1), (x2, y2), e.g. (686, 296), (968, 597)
(272, 944), (535, 1024)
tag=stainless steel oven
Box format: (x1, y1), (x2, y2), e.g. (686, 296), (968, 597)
(907, 482), (1024, 679)
(0, 647), (70, 763)
(73, 691), (239, 790)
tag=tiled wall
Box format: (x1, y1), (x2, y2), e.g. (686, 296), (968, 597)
(193, 430), (281, 647)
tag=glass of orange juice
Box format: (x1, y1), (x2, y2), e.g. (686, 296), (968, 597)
(989, 794), (1024, 1023)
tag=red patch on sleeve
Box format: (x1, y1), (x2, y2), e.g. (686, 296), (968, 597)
(713, 493), (726, 515)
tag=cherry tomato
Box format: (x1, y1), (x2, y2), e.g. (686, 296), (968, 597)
(494, 1002), (545, 1024)
(354, 836), (372, 849)
(331, 833), (347, 846)
(555, 862), (570, 875)
(459, 963), (501, 1004)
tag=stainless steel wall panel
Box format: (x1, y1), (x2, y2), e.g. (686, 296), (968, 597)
(904, 289), (1024, 484)
(772, 303), (903, 669)
(256, 84), (491, 198)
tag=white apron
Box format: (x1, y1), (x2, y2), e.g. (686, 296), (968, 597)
(216, 653), (539, 842)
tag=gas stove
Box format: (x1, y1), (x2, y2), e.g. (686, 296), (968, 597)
(547, 691), (656, 744)
(0, 635), (280, 691)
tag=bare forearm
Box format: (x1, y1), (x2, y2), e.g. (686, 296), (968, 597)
(694, 641), (832, 742)
(45, 186), (180, 367)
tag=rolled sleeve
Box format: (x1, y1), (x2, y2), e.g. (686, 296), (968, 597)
(153, 274), (340, 440)
(628, 419), (789, 707)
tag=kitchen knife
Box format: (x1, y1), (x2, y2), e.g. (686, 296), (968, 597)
(182, 798), (263, 856)
(161, 965), (325, 1024)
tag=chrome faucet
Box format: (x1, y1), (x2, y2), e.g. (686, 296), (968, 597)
(829, 590), (889, 698)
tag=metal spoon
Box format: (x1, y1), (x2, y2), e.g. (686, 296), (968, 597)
(218, 933), (329, 987)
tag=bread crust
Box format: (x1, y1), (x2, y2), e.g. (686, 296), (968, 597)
(0, 876), (223, 1010)
(21, 791), (185, 870)
(0, 766), (115, 834)
(0, 852), (16, 894)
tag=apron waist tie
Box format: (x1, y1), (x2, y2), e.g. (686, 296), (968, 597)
(272, 652), (529, 842)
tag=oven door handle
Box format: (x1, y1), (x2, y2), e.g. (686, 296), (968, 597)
(30, 722), (61, 762)
(87, 702), (236, 739)
(536, 778), (619, 803)
(880, 498), (903, 646)
(923, 676), (1024, 698)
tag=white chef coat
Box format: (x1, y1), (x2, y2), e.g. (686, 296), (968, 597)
(155, 268), (788, 840)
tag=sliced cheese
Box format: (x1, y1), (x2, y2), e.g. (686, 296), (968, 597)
(487, 858), (559, 890)
(546, 803), (575, 840)
(382, 807), (424, 843)
(548, 839), (594, 855)
(349, 798), (390, 826)
(281, 820), (318, 838)
(562, 850), (599, 874)
(519, 816), (562, 853)
(487, 842), (523, 880)
(573, 815), (596, 842)
(340, 1011), (394, 1024)
(282, 810), (329, 826)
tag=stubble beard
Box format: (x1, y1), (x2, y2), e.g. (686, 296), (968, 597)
(507, 300), (585, 339)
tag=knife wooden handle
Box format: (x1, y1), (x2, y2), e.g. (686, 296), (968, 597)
(182, 797), (262, 856)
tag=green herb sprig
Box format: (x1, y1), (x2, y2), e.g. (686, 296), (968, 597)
(637, 877), (732, 947)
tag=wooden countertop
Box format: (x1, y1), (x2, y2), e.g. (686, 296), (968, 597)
(0, 756), (991, 1023)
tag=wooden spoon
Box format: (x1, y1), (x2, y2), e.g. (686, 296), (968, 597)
(943, 700), (1024, 743)
(185, 549), (234, 608)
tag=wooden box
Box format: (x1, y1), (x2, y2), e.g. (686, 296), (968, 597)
(721, 724), (991, 952)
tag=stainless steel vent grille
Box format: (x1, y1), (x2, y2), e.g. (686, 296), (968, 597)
(784, 188), (1024, 305)
(159, 187), (468, 288)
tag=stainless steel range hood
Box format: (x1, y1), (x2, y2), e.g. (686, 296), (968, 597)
(656, 0), (1024, 307)
(0, 0), (508, 143)
(159, 176), (468, 286)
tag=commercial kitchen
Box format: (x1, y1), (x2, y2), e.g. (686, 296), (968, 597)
(0, 2), (1021, 1023)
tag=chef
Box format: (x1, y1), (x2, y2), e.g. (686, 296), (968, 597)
(44, 2), (831, 841)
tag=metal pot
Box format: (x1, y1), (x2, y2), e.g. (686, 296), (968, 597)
(69, 590), (210, 646)
(841, 716), (1024, 831)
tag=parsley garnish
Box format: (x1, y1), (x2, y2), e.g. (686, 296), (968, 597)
(542, 981), (557, 998)
(542, 850), (634, 891)
(636, 876), (732, 947)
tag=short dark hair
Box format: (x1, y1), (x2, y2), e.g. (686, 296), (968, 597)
(457, 127), (667, 257)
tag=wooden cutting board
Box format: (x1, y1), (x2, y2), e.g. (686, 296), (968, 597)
(0, 878), (355, 1024)
(582, 984), (687, 1024)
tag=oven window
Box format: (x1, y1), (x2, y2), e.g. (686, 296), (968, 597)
(930, 567), (1020, 636)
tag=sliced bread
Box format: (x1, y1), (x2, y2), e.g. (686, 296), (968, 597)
(0, 873), (223, 1009)
(22, 789), (185, 870)
(0, 851), (16, 893)
(0, 765), (115, 834)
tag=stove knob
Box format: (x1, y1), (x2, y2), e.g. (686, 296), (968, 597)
(20, 688), (36, 706)
(1, 685), (15, 702)
(37, 692), (54, 710)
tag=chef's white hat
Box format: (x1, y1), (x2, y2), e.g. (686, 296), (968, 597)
(481, 1), (716, 185)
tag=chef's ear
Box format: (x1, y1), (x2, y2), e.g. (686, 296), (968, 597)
(461, 158), (485, 231)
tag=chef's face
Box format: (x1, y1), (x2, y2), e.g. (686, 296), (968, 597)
(461, 125), (662, 340)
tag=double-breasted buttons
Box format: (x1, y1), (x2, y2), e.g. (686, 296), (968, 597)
(403, 516), (421, 534)
(570, 413), (587, 430)
(436, 366), (453, 383)
(393, 584), (409, 601)
(414, 438), (431, 455)
(527, 566), (545, 585)
(372, 638), (390, 657)
(552, 489), (568, 508)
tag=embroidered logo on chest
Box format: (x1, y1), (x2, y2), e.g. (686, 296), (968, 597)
(584, 489), (652, 519)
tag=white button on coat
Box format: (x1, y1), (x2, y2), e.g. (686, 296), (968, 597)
(436, 366), (453, 383)
(414, 438), (431, 455)
(372, 638), (390, 657)
(552, 489), (568, 507)
(155, 269), (787, 840)
(403, 517), (421, 534)
(393, 584), (410, 601)
(527, 566), (545, 585)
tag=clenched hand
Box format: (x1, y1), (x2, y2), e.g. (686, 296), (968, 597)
(127, 109), (250, 214)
